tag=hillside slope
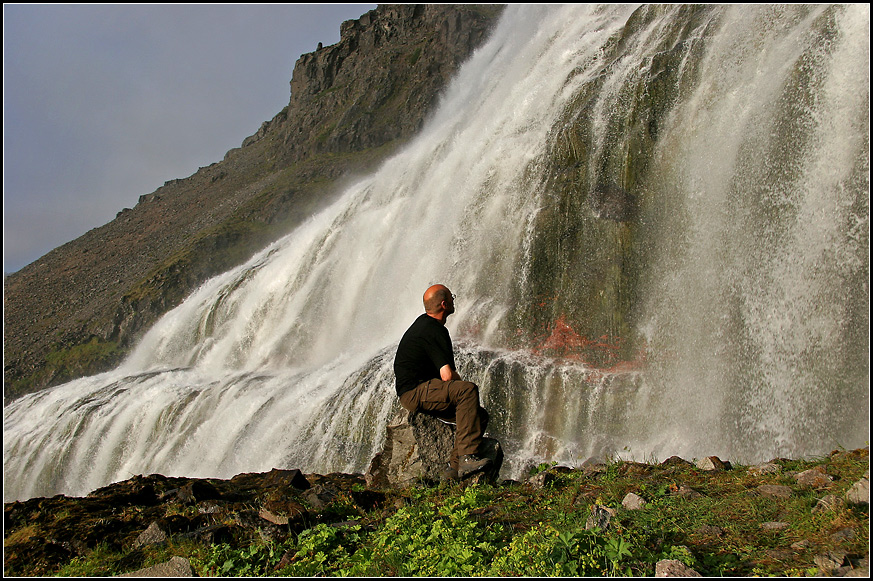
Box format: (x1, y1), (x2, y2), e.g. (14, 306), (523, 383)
(3, 5), (503, 400)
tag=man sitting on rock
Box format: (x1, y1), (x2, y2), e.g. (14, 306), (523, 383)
(393, 284), (491, 480)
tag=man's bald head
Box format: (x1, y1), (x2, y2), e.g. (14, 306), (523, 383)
(424, 284), (454, 316)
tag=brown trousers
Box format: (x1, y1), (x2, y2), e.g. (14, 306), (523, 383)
(399, 379), (489, 471)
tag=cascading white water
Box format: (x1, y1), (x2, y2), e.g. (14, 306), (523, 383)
(4, 4), (868, 503)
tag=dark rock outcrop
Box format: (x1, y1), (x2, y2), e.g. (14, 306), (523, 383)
(366, 408), (503, 487)
(3, 4), (504, 400)
(2, 469), (385, 577)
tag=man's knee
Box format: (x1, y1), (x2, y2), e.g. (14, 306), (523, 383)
(451, 380), (480, 400)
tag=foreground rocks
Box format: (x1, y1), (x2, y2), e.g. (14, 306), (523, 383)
(4, 447), (868, 577)
(3, 469), (382, 577)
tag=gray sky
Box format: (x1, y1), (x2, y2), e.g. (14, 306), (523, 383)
(3, 3), (376, 274)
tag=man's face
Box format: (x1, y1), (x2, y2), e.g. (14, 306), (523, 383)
(445, 291), (456, 315)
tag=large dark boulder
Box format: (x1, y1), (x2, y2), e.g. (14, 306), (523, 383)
(366, 408), (503, 487)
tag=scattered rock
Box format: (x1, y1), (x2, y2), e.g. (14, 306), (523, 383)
(259, 498), (306, 526)
(527, 471), (556, 489)
(654, 559), (702, 577)
(622, 492), (647, 510)
(118, 556), (193, 577)
(756, 484), (793, 499)
(660, 456), (694, 468)
(830, 527), (856, 541)
(695, 456), (729, 471)
(795, 467), (833, 488)
(697, 525), (724, 537)
(177, 480), (222, 504)
(815, 551), (848, 574)
(581, 457), (610, 475)
(675, 486), (703, 500)
(585, 504), (616, 531)
(749, 462), (781, 476)
(303, 484), (338, 511)
(133, 521), (167, 548)
(760, 521), (789, 531)
(845, 476), (869, 506)
(813, 494), (846, 514)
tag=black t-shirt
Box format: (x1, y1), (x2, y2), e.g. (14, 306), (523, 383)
(393, 313), (456, 396)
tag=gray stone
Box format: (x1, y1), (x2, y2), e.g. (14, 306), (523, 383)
(585, 504), (616, 531)
(815, 551), (847, 574)
(748, 462), (781, 476)
(757, 484), (793, 499)
(409, 411), (459, 481)
(695, 456), (728, 471)
(133, 521), (167, 548)
(654, 559), (702, 577)
(303, 484), (337, 510)
(526, 470), (556, 489)
(675, 485), (703, 500)
(812, 494), (846, 514)
(760, 521), (789, 531)
(697, 525), (724, 537)
(622, 492), (647, 510)
(795, 467), (833, 488)
(845, 477), (869, 506)
(118, 556), (192, 577)
(258, 508), (289, 525)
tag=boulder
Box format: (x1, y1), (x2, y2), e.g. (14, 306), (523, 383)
(526, 471), (556, 489)
(133, 521), (167, 548)
(118, 556), (193, 577)
(695, 456), (729, 471)
(748, 462), (781, 476)
(795, 467), (833, 488)
(674, 486), (703, 500)
(845, 475), (869, 506)
(622, 492), (647, 510)
(812, 494), (846, 514)
(756, 484), (793, 499)
(366, 409), (503, 487)
(585, 504), (616, 531)
(654, 559), (701, 577)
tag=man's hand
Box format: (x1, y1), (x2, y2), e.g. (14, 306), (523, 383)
(440, 364), (461, 382)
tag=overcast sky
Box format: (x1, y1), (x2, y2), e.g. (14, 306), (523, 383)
(3, 3), (377, 274)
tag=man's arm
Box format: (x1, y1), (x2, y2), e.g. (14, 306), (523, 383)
(440, 364), (461, 382)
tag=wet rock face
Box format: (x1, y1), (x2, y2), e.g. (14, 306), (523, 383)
(2, 469), (386, 577)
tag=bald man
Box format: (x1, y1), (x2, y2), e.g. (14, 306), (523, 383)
(393, 284), (491, 480)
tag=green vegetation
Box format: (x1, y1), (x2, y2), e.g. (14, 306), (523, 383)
(6, 448), (866, 577)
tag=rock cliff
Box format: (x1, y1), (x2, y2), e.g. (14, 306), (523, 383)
(3, 5), (503, 400)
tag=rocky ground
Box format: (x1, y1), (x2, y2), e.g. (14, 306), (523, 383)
(4, 446), (868, 577)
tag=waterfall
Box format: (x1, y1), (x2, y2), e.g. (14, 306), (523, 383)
(4, 4), (868, 502)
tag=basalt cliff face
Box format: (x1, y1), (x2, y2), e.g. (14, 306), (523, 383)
(3, 4), (503, 400)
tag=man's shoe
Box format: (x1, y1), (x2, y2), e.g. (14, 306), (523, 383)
(458, 454), (492, 478)
(441, 463), (459, 482)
